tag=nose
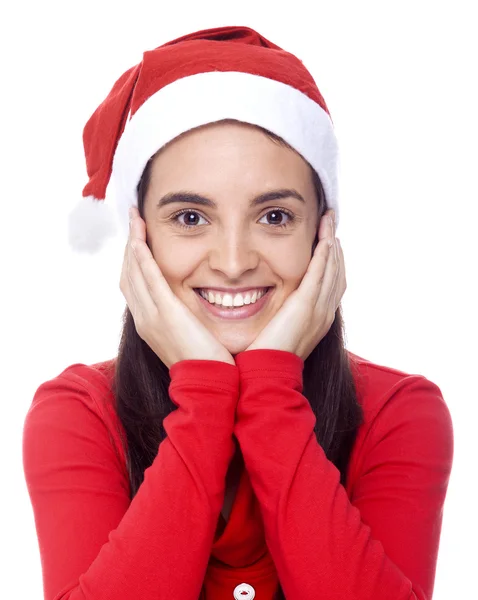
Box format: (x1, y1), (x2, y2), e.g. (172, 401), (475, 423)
(207, 229), (260, 279)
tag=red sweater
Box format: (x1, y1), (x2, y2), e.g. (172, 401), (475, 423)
(22, 349), (454, 600)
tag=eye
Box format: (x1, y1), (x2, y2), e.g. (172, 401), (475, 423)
(258, 208), (295, 228)
(170, 210), (209, 229)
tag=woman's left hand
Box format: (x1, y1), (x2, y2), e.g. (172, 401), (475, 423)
(244, 209), (346, 361)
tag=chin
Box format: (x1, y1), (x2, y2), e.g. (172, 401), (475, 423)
(224, 339), (252, 356)
(214, 330), (254, 356)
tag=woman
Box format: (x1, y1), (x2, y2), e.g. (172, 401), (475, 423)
(22, 26), (454, 600)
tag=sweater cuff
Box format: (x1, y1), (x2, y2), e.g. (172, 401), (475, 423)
(234, 349), (304, 380)
(169, 359), (239, 391)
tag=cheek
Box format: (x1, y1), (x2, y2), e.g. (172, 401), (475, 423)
(271, 246), (311, 288)
(149, 240), (194, 285)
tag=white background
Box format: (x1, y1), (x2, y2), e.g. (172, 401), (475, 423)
(1, 1), (476, 598)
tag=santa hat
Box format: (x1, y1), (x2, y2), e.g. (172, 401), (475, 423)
(69, 25), (340, 254)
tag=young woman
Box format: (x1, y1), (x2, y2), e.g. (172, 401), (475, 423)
(22, 25), (454, 600)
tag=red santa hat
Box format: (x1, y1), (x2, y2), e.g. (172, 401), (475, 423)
(69, 25), (340, 253)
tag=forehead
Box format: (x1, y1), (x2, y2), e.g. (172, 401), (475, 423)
(150, 121), (314, 191)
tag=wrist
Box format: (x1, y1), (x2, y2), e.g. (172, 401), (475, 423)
(235, 348), (304, 376)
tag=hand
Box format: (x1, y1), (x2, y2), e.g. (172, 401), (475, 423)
(119, 206), (235, 369)
(244, 209), (346, 361)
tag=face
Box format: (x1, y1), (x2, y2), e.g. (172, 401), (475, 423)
(142, 121), (320, 355)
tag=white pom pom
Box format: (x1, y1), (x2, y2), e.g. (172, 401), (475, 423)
(68, 196), (118, 254)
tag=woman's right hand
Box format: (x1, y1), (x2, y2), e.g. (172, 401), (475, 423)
(119, 206), (235, 369)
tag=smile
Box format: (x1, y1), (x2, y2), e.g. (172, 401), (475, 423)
(194, 287), (273, 320)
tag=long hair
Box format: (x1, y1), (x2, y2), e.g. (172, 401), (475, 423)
(111, 120), (365, 599)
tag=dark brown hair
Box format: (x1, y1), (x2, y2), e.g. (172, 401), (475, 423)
(112, 120), (364, 600)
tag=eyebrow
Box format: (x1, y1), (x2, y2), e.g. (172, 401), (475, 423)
(156, 188), (305, 209)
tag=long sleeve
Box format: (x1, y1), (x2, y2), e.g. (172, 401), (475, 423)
(22, 359), (239, 600)
(233, 349), (454, 600)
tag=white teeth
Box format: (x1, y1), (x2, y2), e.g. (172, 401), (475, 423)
(199, 288), (268, 307)
(233, 294), (244, 307)
(222, 294), (233, 307)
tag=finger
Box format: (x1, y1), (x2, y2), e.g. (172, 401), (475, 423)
(327, 239), (341, 308)
(119, 238), (138, 315)
(314, 212), (339, 308)
(335, 238), (347, 302)
(325, 236), (347, 317)
(128, 213), (174, 310)
(315, 237), (339, 311)
(119, 215), (135, 296)
(318, 209), (335, 240)
(131, 238), (175, 309)
(300, 237), (331, 299)
(126, 240), (158, 318)
(120, 216), (157, 320)
(300, 210), (335, 299)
